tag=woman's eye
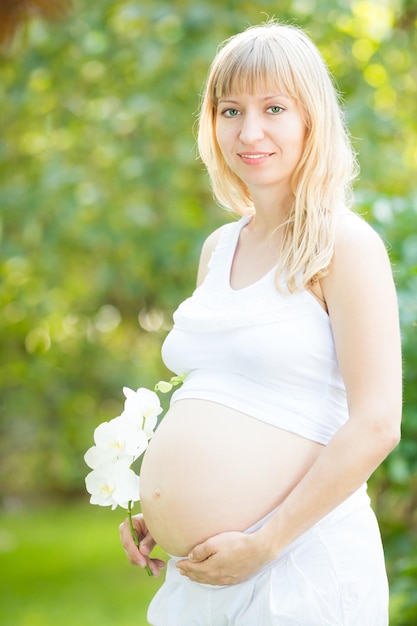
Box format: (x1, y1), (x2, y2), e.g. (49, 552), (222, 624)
(268, 105), (285, 114)
(222, 108), (240, 117)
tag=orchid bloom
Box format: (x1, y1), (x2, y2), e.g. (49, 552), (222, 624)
(122, 386), (163, 438)
(85, 459), (140, 509)
(84, 414), (149, 470)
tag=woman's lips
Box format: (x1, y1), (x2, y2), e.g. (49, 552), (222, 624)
(238, 152), (273, 165)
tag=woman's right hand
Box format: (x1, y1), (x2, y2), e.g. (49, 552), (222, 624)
(119, 514), (166, 577)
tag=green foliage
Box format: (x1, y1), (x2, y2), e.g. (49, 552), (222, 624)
(0, 0), (416, 620)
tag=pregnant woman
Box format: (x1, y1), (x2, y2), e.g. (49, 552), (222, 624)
(120, 20), (402, 625)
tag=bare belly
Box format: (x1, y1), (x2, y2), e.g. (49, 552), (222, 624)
(139, 399), (324, 556)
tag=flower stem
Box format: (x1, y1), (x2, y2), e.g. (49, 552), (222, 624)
(127, 501), (152, 577)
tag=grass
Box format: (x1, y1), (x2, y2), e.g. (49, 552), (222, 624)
(0, 499), (166, 626)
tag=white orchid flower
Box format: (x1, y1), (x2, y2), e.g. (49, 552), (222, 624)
(84, 414), (148, 469)
(85, 459), (140, 509)
(122, 386), (162, 438)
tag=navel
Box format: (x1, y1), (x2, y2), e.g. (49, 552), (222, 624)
(153, 488), (161, 500)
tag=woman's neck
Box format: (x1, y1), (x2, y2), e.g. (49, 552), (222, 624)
(248, 186), (293, 236)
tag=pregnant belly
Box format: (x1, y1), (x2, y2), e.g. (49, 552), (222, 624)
(139, 399), (324, 557)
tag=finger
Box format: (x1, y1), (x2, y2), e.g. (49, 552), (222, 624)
(126, 539), (148, 566)
(119, 523), (146, 566)
(147, 557), (166, 577)
(130, 515), (148, 537)
(139, 531), (156, 556)
(119, 521), (140, 549)
(124, 545), (147, 567)
(188, 542), (215, 563)
(176, 557), (205, 575)
(118, 520), (127, 539)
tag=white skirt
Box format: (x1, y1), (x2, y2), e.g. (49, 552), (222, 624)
(147, 486), (389, 625)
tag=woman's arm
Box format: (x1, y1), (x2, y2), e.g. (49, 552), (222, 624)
(256, 215), (402, 550)
(177, 214), (402, 585)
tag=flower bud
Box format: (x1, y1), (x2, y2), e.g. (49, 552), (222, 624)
(155, 380), (173, 393)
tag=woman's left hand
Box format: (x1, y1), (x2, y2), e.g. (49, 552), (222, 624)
(176, 530), (269, 586)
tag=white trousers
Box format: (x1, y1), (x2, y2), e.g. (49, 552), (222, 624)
(148, 486), (389, 625)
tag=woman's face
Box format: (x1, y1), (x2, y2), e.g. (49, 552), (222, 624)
(215, 90), (306, 197)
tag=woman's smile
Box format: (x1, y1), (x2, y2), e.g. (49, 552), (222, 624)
(238, 151), (275, 165)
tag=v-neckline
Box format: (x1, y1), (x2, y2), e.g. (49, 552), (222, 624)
(226, 216), (278, 293)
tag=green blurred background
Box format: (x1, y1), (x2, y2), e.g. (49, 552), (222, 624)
(0, 0), (416, 624)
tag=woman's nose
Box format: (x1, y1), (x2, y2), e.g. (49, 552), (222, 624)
(239, 113), (264, 143)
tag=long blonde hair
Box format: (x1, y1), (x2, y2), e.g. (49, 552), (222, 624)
(197, 20), (358, 291)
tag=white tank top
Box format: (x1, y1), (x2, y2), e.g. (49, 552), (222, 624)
(162, 216), (348, 445)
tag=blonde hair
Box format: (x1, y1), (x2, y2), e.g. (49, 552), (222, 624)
(197, 20), (358, 291)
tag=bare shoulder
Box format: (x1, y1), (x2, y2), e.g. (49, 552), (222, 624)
(196, 223), (230, 286)
(335, 211), (386, 252)
(322, 210), (396, 313)
(329, 211), (392, 279)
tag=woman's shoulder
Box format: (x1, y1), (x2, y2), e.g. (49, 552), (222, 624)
(332, 210), (389, 266)
(197, 215), (251, 286)
(322, 209), (393, 301)
(196, 218), (244, 286)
